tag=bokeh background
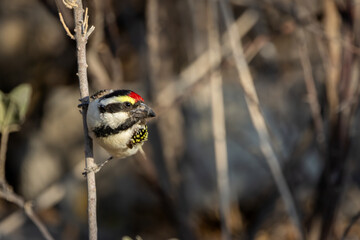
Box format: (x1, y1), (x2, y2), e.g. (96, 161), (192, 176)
(0, 0), (360, 239)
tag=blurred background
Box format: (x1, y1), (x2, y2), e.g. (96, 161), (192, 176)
(0, 0), (360, 239)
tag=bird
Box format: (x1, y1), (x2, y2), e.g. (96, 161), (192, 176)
(85, 89), (155, 173)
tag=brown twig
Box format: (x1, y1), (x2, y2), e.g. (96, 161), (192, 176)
(0, 129), (9, 182)
(341, 210), (360, 240)
(0, 96), (54, 240)
(62, 0), (77, 9)
(0, 159), (82, 235)
(323, 0), (341, 127)
(155, 9), (259, 111)
(297, 31), (326, 154)
(218, 1), (305, 240)
(207, 1), (231, 239)
(70, 0), (98, 239)
(0, 179), (54, 240)
(58, 12), (75, 40)
(153, 34), (268, 119)
(0, 101), (16, 181)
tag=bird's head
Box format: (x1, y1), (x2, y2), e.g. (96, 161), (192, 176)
(87, 89), (155, 137)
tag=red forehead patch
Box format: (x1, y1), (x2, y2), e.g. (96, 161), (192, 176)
(129, 91), (144, 102)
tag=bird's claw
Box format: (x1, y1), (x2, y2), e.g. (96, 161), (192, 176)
(78, 102), (89, 109)
(78, 98), (90, 114)
(82, 165), (101, 176)
(82, 156), (113, 177)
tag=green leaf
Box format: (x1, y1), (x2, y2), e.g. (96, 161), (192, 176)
(9, 83), (32, 122)
(0, 91), (5, 127)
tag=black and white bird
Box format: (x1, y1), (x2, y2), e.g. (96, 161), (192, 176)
(86, 89), (155, 171)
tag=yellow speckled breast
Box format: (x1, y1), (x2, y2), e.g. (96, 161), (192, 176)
(127, 126), (148, 149)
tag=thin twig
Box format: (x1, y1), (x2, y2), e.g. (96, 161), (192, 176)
(86, 26), (95, 39)
(322, 0), (341, 127)
(0, 159), (83, 235)
(62, 0), (77, 9)
(0, 101), (54, 240)
(297, 30), (326, 154)
(208, 1), (231, 239)
(83, 7), (89, 36)
(58, 12), (75, 40)
(0, 182), (54, 240)
(218, 1), (305, 239)
(341, 211), (360, 240)
(154, 34), (268, 118)
(72, 0), (97, 239)
(0, 101), (16, 181)
(155, 9), (259, 110)
(0, 129), (9, 182)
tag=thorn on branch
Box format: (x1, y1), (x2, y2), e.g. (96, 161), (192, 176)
(77, 7), (94, 40)
(58, 12), (75, 40)
(86, 26), (95, 39)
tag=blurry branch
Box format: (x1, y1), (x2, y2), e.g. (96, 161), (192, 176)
(0, 185), (54, 240)
(0, 159), (83, 235)
(87, 0), (124, 89)
(262, 0), (360, 55)
(147, 1), (195, 239)
(154, 35), (268, 117)
(297, 31), (325, 154)
(294, 1), (360, 239)
(341, 210), (360, 240)
(304, 23), (360, 55)
(155, 9), (259, 111)
(230, 0), (252, 6)
(208, 0), (231, 239)
(56, 0), (97, 239)
(0, 84), (54, 240)
(218, 1), (305, 240)
(323, 0), (341, 127)
(62, 0), (77, 9)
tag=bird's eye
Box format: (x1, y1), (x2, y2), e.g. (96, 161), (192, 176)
(124, 102), (132, 108)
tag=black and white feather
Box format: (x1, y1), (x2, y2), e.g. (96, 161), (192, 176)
(86, 89), (155, 159)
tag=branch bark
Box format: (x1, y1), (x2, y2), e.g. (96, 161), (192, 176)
(71, 0), (97, 239)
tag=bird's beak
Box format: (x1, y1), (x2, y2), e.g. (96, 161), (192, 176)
(131, 102), (156, 120)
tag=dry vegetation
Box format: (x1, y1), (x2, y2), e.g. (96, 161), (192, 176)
(0, 0), (360, 239)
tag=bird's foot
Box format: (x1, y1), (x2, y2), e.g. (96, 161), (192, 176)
(77, 97), (90, 113)
(82, 156), (113, 176)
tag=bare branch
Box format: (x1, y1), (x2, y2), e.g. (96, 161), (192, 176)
(323, 0), (341, 126)
(72, 0), (98, 239)
(58, 12), (75, 40)
(155, 9), (259, 110)
(0, 129), (9, 182)
(218, 1), (305, 239)
(0, 100), (54, 240)
(208, 1), (231, 239)
(297, 30), (326, 153)
(0, 182), (54, 240)
(341, 210), (360, 240)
